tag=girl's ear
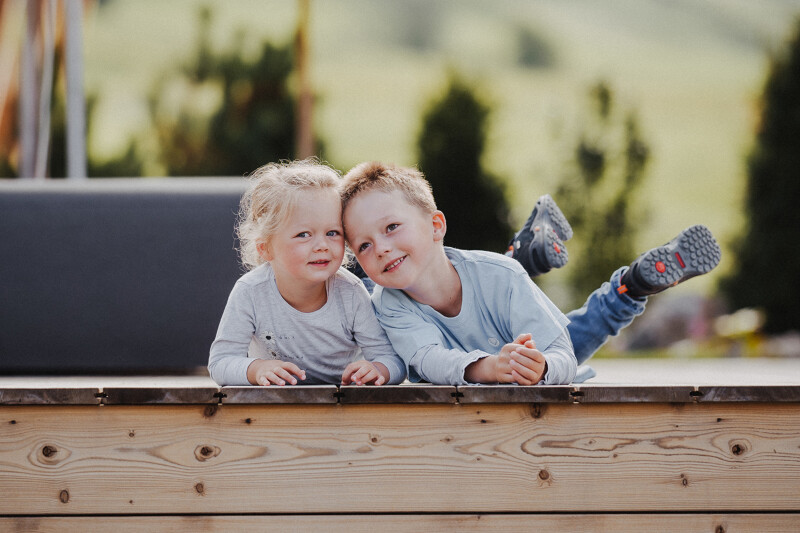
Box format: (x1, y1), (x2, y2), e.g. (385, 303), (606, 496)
(432, 210), (447, 242)
(257, 240), (274, 262)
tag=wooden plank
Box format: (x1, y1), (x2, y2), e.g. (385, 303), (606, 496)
(101, 387), (219, 405)
(4, 383), (800, 405)
(0, 388), (99, 405)
(220, 385), (338, 404)
(1, 514), (798, 532)
(697, 385), (800, 402)
(1, 402), (799, 515)
(457, 385), (573, 403)
(573, 385), (698, 403)
(338, 385), (457, 404)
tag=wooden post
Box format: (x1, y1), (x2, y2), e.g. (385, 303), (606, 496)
(19, 0), (39, 178)
(295, 0), (313, 159)
(33, 0), (57, 179)
(65, 0), (87, 179)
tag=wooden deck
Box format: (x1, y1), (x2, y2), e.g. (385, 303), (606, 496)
(2, 358), (799, 532)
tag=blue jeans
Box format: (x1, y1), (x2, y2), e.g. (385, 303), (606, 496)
(566, 267), (647, 365)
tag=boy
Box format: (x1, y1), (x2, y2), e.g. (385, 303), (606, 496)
(341, 162), (721, 386)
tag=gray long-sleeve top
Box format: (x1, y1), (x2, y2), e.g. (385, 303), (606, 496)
(209, 264), (406, 386)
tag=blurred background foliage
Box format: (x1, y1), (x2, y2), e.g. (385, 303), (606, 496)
(416, 76), (512, 254)
(556, 81), (650, 306)
(720, 19), (800, 334)
(2, 0), (800, 344)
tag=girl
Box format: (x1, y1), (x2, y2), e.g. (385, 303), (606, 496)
(208, 160), (405, 386)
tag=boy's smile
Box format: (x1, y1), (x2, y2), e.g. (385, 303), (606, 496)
(343, 188), (446, 296)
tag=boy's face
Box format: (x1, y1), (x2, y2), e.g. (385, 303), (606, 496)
(343, 188), (444, 292)
(261, 188), (345, 287)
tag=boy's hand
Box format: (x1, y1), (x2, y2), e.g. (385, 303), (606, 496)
(248, 359), (306, 386)
(470, 333), (532, 384)
(342, 360), (389, 386)
(510, 339), (547, 385)
(496, 333), (531, 383)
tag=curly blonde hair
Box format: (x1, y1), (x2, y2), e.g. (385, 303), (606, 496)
(237, 158), (341, 270)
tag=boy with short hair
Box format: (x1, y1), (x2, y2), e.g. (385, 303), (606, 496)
(341, 161), (720, 386)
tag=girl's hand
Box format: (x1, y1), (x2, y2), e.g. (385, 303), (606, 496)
(509, 339), (547, 385)
(341, 360), (389, 386)
(248, 359), (306, 386)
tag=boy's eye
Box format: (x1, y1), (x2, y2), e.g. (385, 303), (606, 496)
(386, 223), (399, 233)
(296, 231), (310, 238)
(327, 230), (341, 237)
(358, 242), (371, 253)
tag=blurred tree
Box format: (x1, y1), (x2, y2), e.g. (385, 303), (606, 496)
(556, 81), (650, 306)
(416, 77), (512, 252)
(145, 7), (323, 176)
(3, 6), (310, 178)
(396, 0), (442, 52)
(721, 20), (800, 333)
(516, 26), (555, 69)
(85, 93), (144, 177)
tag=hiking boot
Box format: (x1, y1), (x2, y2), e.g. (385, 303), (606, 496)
(619, 224), (721, 298)
(506, 194), (573, 277)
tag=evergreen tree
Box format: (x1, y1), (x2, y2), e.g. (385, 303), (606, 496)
(556, 81), (650, 305)
(416, 77), (512, 252)
(147, 7), (321, 176)
(721, 20), (800, 333)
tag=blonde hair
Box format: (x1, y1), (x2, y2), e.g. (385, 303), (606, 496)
(237, 158), (341, 270)
(340, 162), (437, 216)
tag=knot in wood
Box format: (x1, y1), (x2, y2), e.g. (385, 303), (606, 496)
(730, 440), (749, 456)
(715, 526), (726, 533)
(59, 490), (69, 503)
(538, 469), (550, 481)
(42, 445), (57, 457)
(195, 483), (205, 495)
(195, 444), (221, 461)
(203, 405), (217, 418)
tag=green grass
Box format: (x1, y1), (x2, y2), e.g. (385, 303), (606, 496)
(82, 0), (800, 298)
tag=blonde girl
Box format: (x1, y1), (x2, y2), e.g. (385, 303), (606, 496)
(209, 159), (405, 386)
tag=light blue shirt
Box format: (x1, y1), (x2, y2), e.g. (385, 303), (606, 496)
(371, 247), (576, 385)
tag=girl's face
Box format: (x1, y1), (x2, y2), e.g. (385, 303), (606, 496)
(261, 187), (345, 288)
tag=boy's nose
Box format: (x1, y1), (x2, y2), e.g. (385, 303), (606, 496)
(374, 237), (391, 256)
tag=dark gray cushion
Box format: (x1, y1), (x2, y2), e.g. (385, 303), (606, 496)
(0, 179), (248, 372)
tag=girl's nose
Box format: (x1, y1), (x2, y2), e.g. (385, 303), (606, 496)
(313, 237), (328, 251)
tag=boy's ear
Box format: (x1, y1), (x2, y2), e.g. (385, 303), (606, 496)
(257, 240), (274, 262)
(432, 210), (447, 242)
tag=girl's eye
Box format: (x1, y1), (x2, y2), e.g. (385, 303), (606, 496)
(358, 242), (371, 253)
(327, 230), (341, 237)
(296, 231), (310, 238)
(386, 223), (399, 233)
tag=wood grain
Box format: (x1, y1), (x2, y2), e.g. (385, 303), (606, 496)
(1, 403), (798, 514)
(1, 514), (797, 533)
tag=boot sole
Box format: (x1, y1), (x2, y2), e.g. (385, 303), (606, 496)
(537, 226), (569, 270)
(637, 224), (721, 290)
(538, 194), (573, 241)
